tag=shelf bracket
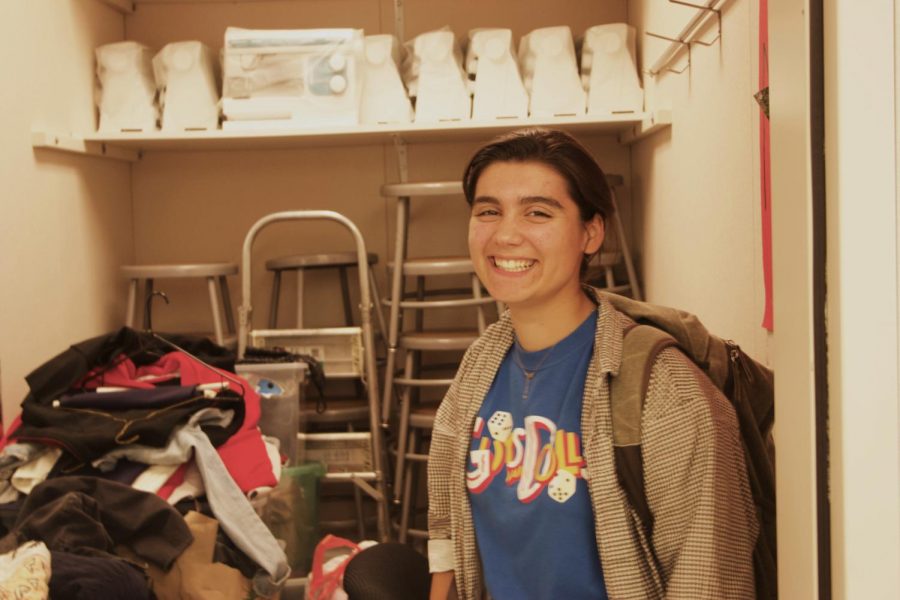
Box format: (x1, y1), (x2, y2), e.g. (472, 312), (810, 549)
(645, 0), (726, 77)
(31, 131), (140, 162)
(645, 32), (692, 76)
(96, 0), (135, 14)
(618, 110), (672, 145)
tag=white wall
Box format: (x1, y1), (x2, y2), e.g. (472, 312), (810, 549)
(0, 1), (133, 428)
(825, 0), (900, 597)
(768, 0), (820, 596)
(628, 0), (771, 363)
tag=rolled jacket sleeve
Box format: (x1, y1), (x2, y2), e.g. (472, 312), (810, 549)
(428, 539), (456, 573)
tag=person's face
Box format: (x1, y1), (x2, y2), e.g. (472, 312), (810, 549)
(468, 161), (604, 312)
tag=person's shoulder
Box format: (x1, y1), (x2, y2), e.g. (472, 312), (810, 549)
(645, 345), (729, 419)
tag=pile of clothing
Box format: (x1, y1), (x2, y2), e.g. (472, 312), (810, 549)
(0, 327), (291, 599)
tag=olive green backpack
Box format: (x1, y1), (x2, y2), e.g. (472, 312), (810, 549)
(598, 291), (777, 600)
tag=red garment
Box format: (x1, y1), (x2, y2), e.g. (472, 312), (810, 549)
(82, 352), (274, 493)
(157, 464), (188, 500)
(0, 416), (22, 449)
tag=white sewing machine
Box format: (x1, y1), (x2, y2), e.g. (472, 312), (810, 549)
(466, 28), (528, 121)
(221, 28), (364, 130)
(404, 29), (471, 123)
(518, 26), (585, 117)
(95, 41), (158, 133)
(360, 35), (413, 124)
(153, 41), (219, 132)
(581, 24), (644, 116)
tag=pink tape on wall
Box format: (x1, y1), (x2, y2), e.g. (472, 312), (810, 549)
(759, 0), (774, 331)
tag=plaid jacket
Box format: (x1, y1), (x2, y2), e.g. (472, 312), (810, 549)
(427, 293), (759, 599)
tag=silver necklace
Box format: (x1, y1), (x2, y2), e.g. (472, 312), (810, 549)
(512, 342), (557, 400)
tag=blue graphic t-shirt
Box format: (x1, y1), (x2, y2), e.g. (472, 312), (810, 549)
(467, 311), (608, 600)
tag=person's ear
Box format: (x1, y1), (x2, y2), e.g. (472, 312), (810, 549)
(584, 215), (605, 255)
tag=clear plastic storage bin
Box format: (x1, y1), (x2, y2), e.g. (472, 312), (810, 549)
(235, 362), (307, 464)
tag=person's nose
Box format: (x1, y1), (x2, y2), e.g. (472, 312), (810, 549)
(493, 214), (523, 246)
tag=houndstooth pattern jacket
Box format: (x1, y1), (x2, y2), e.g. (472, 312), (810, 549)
(427, 292), (759, 600)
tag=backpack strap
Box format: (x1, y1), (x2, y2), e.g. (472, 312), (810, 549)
(610, 323), (679, 540)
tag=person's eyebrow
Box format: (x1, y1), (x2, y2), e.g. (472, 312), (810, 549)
(472, 196), (500, 206)
(471, 195), (564, 209)
(521, 196), (563, 210)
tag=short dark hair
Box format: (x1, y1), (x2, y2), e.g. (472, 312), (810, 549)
(462, 128), (615, 226)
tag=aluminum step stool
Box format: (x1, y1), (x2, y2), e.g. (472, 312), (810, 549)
(238, 210), (390, 542)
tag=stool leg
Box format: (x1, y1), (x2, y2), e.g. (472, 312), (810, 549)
(412, 277), (425, 406)
(382, 197), (409, 428)
(368, 266), (388, 352)
(125, 279), (138, 328)
(398, 427), (419, 543)
(610, 187), (642, 301)
(206, 276), (225, 346)
(268, 270), (282, 329)
(605, 266), (616, 290)
(414, 276), (425, 332)
(338, 266), (354, 326)
(295, 269), (305, 329)
(392, 349), (415, 505)
(472, 274), (486, 333)
(348, 423), (367, 540)
(340, 266), (364, 398)
(219, 275), (236, 335)
(142, 279), (155, 330)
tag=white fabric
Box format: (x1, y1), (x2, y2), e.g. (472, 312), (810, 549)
(131, 463), (181, 494)
(0, 540), (51, 599)
(427, 539), (455, 573)
(11, 448), (61, 495)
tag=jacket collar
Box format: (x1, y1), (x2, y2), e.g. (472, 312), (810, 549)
(586, 287), (628, 378)
(489, 286), (627, 376)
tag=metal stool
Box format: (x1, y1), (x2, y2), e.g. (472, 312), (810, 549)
(379, 183), (499, 540)
(395, 405), (438, 543)
(121, 262), (237, 346)
(266, 251), (386, 337)
(599, 174), (642, 300)
(392, 334), (475, 542)
(379, 182), (497, 429)
(585, 251), (633, 296)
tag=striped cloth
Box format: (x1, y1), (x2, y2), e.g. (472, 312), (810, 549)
(427, 292), (758, 599)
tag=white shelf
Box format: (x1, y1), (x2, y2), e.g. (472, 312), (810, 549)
(32, 111), (670, 160)
(618, 109), (672, 145)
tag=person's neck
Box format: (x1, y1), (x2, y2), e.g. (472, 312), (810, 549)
(509, 287), (597, 351)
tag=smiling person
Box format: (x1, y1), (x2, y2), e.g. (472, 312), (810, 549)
(427, 129), (758, 600)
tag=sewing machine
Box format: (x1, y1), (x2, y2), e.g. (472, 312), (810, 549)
(222, 28), (364, 130)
